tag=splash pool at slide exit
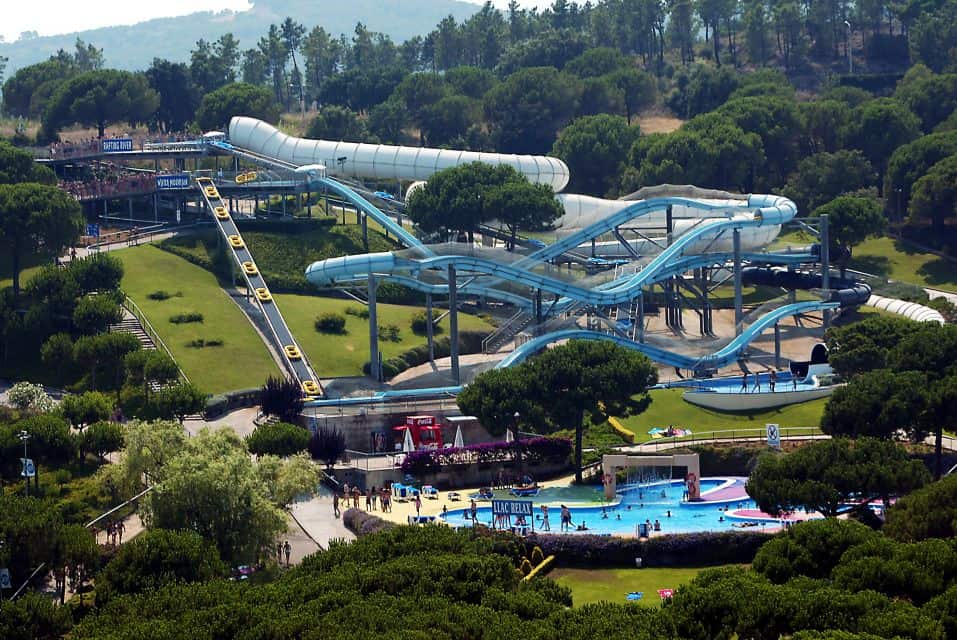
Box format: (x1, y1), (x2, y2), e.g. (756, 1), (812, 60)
(443, 477), (821, 535)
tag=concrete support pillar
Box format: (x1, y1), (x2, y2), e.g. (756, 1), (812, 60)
(362, 213), (369, 251)
(367, 274), (380, 382)
(820, 214), (831, 329)
(774, 322), (782, 369)
(638, 292), (645, 343)
(448, 265), (460, 385)
(426, 294), (435, 363)
(733, 228), (743, 335)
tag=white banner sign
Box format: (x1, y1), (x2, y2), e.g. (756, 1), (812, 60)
(766, 424), (781, 449)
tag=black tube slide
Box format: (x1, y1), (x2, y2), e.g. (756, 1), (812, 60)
(741, 267), (871, 307)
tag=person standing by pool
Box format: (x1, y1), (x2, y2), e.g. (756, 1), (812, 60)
(470, 499), (478, 522)
(541, 504), (551, 531)
(414, 493), (422, 516)
(740, 371), (748, 392)
(560, 505), (572, 532)
(770, 370), (777, 392)
(333, 492), (340, 517)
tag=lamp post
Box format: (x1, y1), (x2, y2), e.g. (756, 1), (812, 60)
(844, 21), (853, 74)
(18, 430), (30, 497)
(513, 412), (522, 471)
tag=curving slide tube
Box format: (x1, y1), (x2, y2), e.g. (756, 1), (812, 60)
(228, 116), (571, 191)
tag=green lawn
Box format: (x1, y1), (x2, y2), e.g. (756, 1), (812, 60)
(117, 245), (280, 394)
(849, 236), (957, 292)
(274, 294), (494, 377)
(551, 566), (726, 607)
(613, 388), (827, 439)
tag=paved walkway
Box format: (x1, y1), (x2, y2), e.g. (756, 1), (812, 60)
(289, 492), (355, 548)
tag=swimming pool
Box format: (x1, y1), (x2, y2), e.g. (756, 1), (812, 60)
(445, 477), (815, 535)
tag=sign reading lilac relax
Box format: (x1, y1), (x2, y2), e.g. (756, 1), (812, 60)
(491, 500), (533, 517)
(156, 174), (191, 190)
(101, 138), (134, 153)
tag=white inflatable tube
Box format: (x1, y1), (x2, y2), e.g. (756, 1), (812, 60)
(228, 116), (570, 192)
(866, 294), (945, 324)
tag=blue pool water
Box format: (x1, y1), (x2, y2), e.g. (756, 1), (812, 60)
(444, 478), (779, 535)
(675, 372), (818, 395)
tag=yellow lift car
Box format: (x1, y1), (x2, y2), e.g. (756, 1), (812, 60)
(214, 206), (229, 220)
(284, 344), (302, 360)
(242, 261), (258, 275)
(302, 380), (321, 396)
(205, 186), (219, 198)
(255, 287), (272, 302)
(228, 235), (244, 248)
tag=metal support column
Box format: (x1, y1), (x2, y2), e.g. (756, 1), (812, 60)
(448, 265), (460, 385)
(362, 213), (369, 251)
(733, 228), (743, 335)
(820, 214), (831, 328)
(638, 291), (645, 343)
(426, 294), (435, 364)
(535, 289), (543, 324)
(367, 274), (380, 382)
(152, 193), (158, 222)
(774, 322), (782, 368)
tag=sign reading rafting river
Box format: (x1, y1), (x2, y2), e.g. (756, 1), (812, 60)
(101, 138), (133, 153)
(491, 500), (533, 517)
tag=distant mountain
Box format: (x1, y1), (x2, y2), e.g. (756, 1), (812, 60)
(0, 0), (481, 76)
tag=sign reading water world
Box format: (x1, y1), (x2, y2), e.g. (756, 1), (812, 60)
(491, 499), (533, 517)
(101, 138), (134, 153)
(156, 174), (191, 190)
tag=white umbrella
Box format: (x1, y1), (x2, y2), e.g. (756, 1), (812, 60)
(402, 427), (415, 453)
(505, 429), (515, 443)
(454, 425), (465, 448)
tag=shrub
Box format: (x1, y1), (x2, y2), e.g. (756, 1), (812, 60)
(314, 312), (346, 334)
(169, 312), (204, 324)
(342, 508), (396, 536)
(308, 426), (347, 467)
(345, 306), (370, 319)
(378, 324), (401, 342)
(80, 421), (125, 459)
(411, 310), (443, 335)
(260, 376), (303, 423)
(186, 338), (224, 348)
(147, 290), (181, 301)
(362, 330), (486, 379)
(96, 529), (226, 605)
(527, 530), (769, 568)
(401, 437), (572, 475)
(246, 422), (310, 457)
(6, 382), (55, 413)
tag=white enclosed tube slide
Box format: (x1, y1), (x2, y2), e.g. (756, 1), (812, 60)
(228, 116), (571, 192)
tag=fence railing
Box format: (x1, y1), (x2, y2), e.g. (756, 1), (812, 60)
(123, 295), (190, 384)
(636, 426), (824, 451)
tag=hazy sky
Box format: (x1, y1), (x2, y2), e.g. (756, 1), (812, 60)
(1, 0), (554, 44)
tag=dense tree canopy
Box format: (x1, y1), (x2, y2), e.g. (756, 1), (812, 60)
(459, 340), (657, 482)
(746, 438), (929, 517)
(194, 82), (280, 131)
(42, 69), (159, 138)
(784, 151), (876, 214)
(0, 183), (83, 299)
(813, 196), (886, 256)
(552, 114), (640, 196)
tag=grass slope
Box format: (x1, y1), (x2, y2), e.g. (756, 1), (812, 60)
(274, 294), (494, 377)
(551, 566), (723, 607)
(117, 245), (279, 394)
(613, 388), (827, 437)
(849, 236), (957, 292)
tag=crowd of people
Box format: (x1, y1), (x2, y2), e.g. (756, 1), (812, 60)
(59, 171), (156, 200)
(332, 484), (394, 517)
(48, 132), (194, 159)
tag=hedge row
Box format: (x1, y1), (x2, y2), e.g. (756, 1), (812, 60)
(401, 436), (573, 475)
(234, 217), (336, 233)
(526, 530), (769, 568)
(343, 508), (395, 537)
(204, 387), (261, 419)
(363, 330), (486, 379)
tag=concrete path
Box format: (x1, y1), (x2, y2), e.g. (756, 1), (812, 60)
(289, 492), (355, 549)
(184, 406), (261, 438)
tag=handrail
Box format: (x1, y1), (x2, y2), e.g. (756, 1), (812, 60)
(123, 295), (190, 384)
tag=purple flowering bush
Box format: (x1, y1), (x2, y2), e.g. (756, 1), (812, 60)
(401, 437), (572, 474)
(343, 508), (395, 536)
